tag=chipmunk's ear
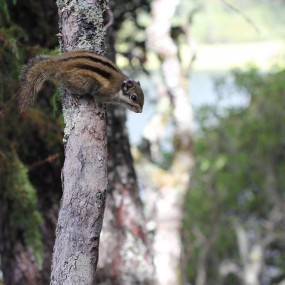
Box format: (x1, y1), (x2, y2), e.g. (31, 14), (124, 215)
(137, 81), (140, 86)
(122, 79), (134, 92)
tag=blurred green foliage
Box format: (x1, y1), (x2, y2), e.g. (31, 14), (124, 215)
(188, 0), (285, 43)
(183, 67), (285, 284)
(0, 152), (44, 267)
(0, 0), (62, 271)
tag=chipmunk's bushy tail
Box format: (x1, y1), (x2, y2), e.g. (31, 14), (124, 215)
(19, 55), (55, 112)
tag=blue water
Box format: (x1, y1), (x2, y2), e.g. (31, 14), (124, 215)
(127, 71), (249, 144)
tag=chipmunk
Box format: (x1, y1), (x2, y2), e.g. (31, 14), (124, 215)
(19, 50), (144, 113)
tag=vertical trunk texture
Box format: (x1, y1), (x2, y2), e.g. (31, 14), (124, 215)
(50, 1), (109, 284)
(94, 33), (154, 285)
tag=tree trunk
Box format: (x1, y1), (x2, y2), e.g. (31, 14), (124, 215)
(50, 1), (109, 284)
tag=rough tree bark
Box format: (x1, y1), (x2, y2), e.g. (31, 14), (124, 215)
(50, 1), (109, 284)
(94, 32), (154, 285)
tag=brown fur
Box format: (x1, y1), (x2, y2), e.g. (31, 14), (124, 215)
(19, 50), (144, 113)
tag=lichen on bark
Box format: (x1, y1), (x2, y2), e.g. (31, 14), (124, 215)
(57, 0), (107, 54)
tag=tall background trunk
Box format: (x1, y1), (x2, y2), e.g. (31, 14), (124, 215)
(142, 0), (194, 284)
(95, 107), (154, 285)
(95, 29), (154, 285)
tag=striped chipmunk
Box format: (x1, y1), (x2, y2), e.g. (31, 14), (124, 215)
(19, 50), (144, 113)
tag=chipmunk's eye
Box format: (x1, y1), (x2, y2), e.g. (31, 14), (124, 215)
(130, 95), (137, 101)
